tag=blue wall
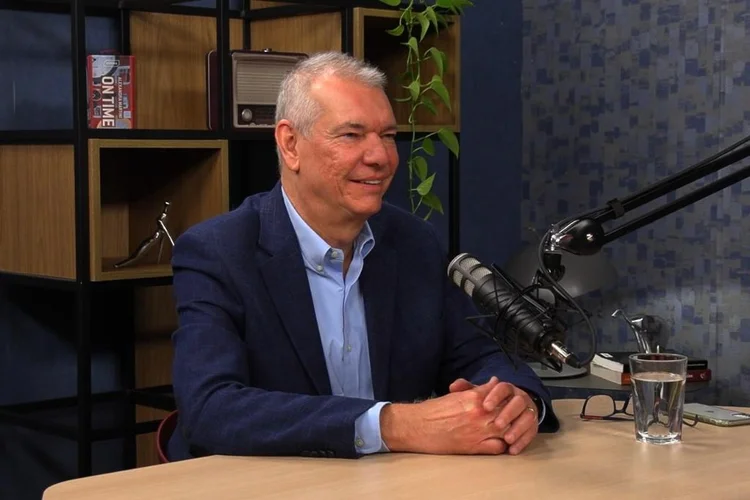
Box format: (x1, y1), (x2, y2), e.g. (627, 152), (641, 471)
(521, 0), (750, 406)
(0, 1), (523, 498)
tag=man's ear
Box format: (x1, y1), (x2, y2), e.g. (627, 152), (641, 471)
(275, 119), (300, 173)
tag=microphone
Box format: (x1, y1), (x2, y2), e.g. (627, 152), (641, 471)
(447, 252), (582, 370)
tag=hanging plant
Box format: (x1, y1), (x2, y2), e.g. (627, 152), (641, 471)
(379, 0), (473, 219)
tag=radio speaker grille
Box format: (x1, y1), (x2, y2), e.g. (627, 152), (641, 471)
(235, 59), (296, 104)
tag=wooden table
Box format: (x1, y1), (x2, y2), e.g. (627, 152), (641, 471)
(43, 399), (750, 500)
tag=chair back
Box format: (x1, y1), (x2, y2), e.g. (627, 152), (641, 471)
(156, 410), (179, 464)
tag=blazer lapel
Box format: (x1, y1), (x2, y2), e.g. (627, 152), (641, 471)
(360, 217), (397, 401)
(257, 184), (332, 396)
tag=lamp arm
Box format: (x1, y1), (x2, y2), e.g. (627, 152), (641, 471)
(548, 138), (750, 256)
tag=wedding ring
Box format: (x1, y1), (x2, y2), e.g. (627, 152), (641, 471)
(526, 406), (536, 414)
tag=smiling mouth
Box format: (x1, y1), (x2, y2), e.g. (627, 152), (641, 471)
(353, 180), (382, 185)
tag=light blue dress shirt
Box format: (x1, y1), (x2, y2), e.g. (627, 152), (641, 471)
(282, 188), (389, 455)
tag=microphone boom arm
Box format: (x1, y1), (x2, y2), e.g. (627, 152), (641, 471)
(548, 138), (750, 256)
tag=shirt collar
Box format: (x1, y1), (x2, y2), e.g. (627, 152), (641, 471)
(281, 186), (375, 269)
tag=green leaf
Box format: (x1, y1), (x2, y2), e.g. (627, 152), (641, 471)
(435, 0), (453, 8)
(426, 47), (445, 77)
(407, 79), (420, 101)
(420, 95), (438, 116)
(421, 191), (444, 214)
(415, 12), (430, 41)
(378, 0), (402, 6)
(385, 24), (405, 36)
(406, 36), (419, 57)
(393, 96), (412, 102)
(435, 11), (449, 27)
(412, 156), (428, 180)
(424, 6), (439, 32)
(422, 136), (435, 156)
(437, 128), (460, 157)
(428, 76), (451, 110)
(416, 173), (436, 196)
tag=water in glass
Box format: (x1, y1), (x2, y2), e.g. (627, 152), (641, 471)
(631, 370), (686, 444)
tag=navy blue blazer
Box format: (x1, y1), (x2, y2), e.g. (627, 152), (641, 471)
(168, 182), (559, 461)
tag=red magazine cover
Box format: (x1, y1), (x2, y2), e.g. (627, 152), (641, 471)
(87, 54), (136, 129)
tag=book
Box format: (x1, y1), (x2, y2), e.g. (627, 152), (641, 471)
(87, 54), (136, 129)
(591, 350), (708, 373)
(589, 362), (712, 386)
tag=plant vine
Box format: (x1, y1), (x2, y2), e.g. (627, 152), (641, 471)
(379, 0), (473, 219)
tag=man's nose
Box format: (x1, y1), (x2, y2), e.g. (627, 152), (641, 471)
(363, 134), (392, 166)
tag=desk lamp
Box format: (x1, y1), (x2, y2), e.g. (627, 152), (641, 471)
(522, 132), (750, 376)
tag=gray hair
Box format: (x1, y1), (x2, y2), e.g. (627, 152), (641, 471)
(275, 51), (387, 167)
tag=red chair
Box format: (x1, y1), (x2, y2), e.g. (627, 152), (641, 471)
(156, 410), (179, 464)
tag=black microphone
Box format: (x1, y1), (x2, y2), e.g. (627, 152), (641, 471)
(447, 252), (582, 370)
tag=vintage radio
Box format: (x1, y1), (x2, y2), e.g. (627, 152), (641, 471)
(206, 49), (307, 130)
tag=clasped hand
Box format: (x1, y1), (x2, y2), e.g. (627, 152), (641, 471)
(447, 376), (539, 455)
(381, 376), (539, 456)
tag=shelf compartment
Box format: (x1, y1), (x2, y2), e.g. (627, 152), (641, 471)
(88, 138), (229, 281)
(247, 0), (344, 53)
(247, 4), (461, 133)
(0, 145), (77, 280)
(129, 12), (245, 130)
(353, 8), (461, 133)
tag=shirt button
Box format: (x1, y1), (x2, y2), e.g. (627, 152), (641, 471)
(316, 264), (324, 273)
(331, 250), (338, 258)
(355, 438), (365, 448)
(346, 345), (352, 352)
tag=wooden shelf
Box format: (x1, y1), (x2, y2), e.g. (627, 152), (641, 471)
(353, 8), (461, 133)
(247, 3), (461, 132)
(133, 283), (177, 467)
(129, 13), (245, 130)
(0, 145), (77, 280)
(247, 0), (343, 53)
(88, 138), (229, 282)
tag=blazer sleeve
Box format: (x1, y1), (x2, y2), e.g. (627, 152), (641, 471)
(435, 256), (560, 433)
(170, 228), (378, 459)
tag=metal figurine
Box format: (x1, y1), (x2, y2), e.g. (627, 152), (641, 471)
(114, 201), (176, 269)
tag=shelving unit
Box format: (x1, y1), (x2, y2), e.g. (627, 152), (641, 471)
(0, 0), (462, 483)
(88, 139), (229, 281)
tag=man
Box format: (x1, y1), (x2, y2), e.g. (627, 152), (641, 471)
(168, 51), (559, 461)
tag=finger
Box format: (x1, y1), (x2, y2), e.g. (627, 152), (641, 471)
(492, 394), (527, 430)
(508, 425), (538, 455)
(501, 407), (538, 447)
(448, 378), (474, 393)
(474, 437), (508, 456)
(481, 382), (515, 412)
(467, 376), (499, 397)
(459, 377), (500, 412)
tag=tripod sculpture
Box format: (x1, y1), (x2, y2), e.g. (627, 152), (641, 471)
(114, 201), (175, 269)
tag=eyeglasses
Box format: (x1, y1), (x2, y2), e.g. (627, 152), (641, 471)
(580, 394), (634, 421)
(580, 394), (698, 427)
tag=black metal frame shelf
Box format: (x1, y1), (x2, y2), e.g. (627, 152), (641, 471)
(0, 386), (174, 440)
(0, 0), (462, 482)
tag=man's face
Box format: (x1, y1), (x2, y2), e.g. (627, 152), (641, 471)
(289, 75), (399, 222)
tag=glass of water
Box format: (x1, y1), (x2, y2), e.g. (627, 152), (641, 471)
(629, 353), (688, 445)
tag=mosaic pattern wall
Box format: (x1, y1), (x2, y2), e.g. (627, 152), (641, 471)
(521, 0), (750, 404)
